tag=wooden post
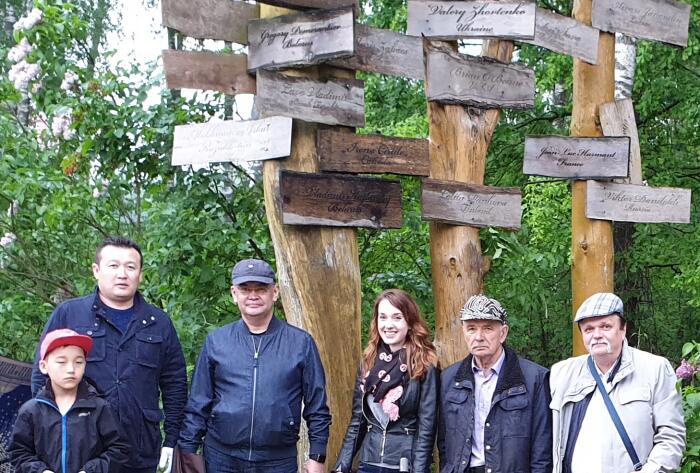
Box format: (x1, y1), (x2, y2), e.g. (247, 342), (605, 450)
(428, 40), (513, 367)
(259, 5), (362, 467)
(571, 0), (615, 355)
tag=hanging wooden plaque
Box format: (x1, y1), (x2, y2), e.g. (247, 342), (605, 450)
(162, 50), (255, 95)
(586, 181), (691, 224)
(161, 0), (259, 44)
(523, 8), (599, 64)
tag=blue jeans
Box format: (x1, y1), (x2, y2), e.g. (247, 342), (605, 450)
(204, 445), (298, 473)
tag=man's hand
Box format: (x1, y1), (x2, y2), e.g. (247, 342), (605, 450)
(158, 446), (174, 473)
(305, 458), (326, 473)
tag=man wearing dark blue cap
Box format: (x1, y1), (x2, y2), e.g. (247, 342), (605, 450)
(550, 292), (685, 473)
(178, 258), (331, 473)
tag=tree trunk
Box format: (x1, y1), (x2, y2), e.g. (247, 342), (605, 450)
(614, 33), (637, 100)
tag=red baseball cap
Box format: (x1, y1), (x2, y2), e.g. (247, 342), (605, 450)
(40, 329), (93, 360)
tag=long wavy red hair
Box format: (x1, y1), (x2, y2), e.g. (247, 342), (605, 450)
(362, 289), (438, 380)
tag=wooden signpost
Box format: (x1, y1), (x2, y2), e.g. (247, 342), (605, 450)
(162, 50), (256, 95)
(523, 136), (630, 179)
(587, 181), (691, 224)
(161, 0), (259, 44)
(280, 171), (403, 228)
(317, 130), (429, 175)
(330, 24), (425, 80)
(257, 0), (358, 12)
(592, 0), (691, 47)
(171, 116), (293, 166)
(247, 7), (355, 72)
(255, 70), (365, 127)
(422, 179), (522, 230)
(524, 8), (599, 64)
(425, 41), (535, 109)
(406, 0), (536, 40)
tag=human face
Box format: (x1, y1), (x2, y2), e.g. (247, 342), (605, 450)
(231, 282), (279, 320)
(92, 245), (142, 309)
(39, 345), (86, 395)
(462, 319), (508, 368)
(377, 298), (409, 352)
(579, 314), (626, 359)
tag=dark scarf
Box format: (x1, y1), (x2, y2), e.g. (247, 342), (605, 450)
(365, 345), (408, 403)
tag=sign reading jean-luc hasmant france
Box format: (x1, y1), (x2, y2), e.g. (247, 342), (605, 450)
(523, 136), (630, 179)
(524, 8), (600, 64)
(247, 7), (355, 72)
(406, 0), (536, 39)
(592, 0), (691, 47)
(171, 117), (293, 166)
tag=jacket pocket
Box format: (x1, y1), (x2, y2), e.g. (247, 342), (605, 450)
(75, 326), (106, 362)
(140, 408), (164, 459)
(618, 387), (651, 404)
(499, 394), (529, 437)
(134, 332), (162, 368)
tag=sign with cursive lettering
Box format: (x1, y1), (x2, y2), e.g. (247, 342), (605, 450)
(523, 136), (630, 179)
(162, 0), (259, 45)
(171, 117), (292, 166)
(256, 70), (365, 127)
(330, 24), (424, 80)
(162, 50), (256, 95)
(247, 7), (355, 72)
(422, 179), (522, 230)
(425, 42), (535, 109)
(256, 0), (358, 12)
(523, 8), (599, 64)
(586, 181), (691, 224)
(592, 0), (691, 47)
(317, 130), (429, 176)
(280, 171), (403, 228)
(406, 0), (536, 40)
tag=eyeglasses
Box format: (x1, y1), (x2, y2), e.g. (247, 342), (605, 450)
(235, 285), (273, 296)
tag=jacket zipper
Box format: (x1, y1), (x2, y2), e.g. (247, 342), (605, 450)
(37, 399), (73, 473)
(360, 392), (389, 461)
(248, 336), (261, 461)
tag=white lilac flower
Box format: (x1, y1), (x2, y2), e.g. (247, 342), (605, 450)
(51, 110), (73, 139)
(92, 187), (102, 198)
(0, 232), (17, 247)
(62, 127), (75, 140)
(7, 38), (32, 63)
(60, 70), (79, 91)
(8, 60), (41, 91)
(13, 8), (44, 32)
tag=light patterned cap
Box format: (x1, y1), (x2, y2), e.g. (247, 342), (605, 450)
(575, 292), (623, 322)
(460, 295), (508, 324)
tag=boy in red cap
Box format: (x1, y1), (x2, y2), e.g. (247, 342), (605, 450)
(10, 329), (129, 473)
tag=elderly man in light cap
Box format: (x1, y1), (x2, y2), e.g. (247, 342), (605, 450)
(437, 294), (552, 473)
(550, 292), (685, 473)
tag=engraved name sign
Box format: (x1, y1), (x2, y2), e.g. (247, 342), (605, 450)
(162, 50), (256, 95)
(162, 0), (259, 45)
(523, 8), (599, 64)
(586, 181), (691, 224)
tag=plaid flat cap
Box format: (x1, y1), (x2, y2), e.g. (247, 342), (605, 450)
(460, 294), (508, 324)
(574, 292), (624, 322)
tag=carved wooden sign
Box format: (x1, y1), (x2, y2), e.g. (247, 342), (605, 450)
(406, 0), (536, 40)
(161, 0), (259, 45)
(257, 0), (358, 12)
(592, 0), (691, 47)
(280, 171), (403, 228)
(330, 24), (424, 80)
(162, 50), (255, 95)
(317, 130), (429, 176)
(425, 43), (535, 109)
(247, 7), (355, 72)
(523, 8), (599, 64)
(523, 136), (630, 179)
(256, 70), (365, 127)
(171, 117), (293, 166)
(586, 181), (691, 224)
(422, 179), (522, 230)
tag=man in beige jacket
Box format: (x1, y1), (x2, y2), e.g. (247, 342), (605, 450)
(550, 292), (685, 473)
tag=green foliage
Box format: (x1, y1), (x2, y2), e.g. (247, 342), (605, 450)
(678, 342), (700, 472)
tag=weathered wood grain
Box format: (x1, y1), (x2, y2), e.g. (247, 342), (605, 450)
(600, 99), (642, 185)
(257, 0), (358, 12)
(255, 70), (365, 127)
(172, 116), (292, 165)
(586, 180), (691, 223)
(425, 42), (534, 109)
(317, 130), (429, 175)
(161, 0), (259, 44)
(407, 0), (536, 40)
(330, 24), (425, 80)
(280, 171), (403, 228)
(247, 7), (354, 72)
(162, 50), (255, 95)
(592, 0), (691, 47)
(422, 179), (522, 230)
(523, 7), (599, 64)
(523, 136), (630, 179)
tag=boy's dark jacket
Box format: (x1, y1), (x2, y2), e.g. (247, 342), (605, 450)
(10, 380), (129, 473)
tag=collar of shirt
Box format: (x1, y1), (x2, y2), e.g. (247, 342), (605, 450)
(471, 346), (506, 379)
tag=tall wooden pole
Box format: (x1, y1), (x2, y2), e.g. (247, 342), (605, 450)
(260, 5), (362, 467)
(571, 0), (615, 355)
(428, 40), (513, 367)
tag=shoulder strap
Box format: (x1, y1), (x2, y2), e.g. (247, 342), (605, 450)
(587, 355), (643, 471)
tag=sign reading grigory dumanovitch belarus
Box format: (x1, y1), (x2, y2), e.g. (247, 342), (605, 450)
(280, 171), (403, 228)
(161, 0), (259, 45)
(422, 179), (522, 230)
(171, 117), (293, 166)
(247, 7), (355, 72)
(406, 0), (536, 40)
(592, 0), (691, 47)
(255, 70), (365, 127)
(523, 136), (630, 179)
(586, 181), (691, 224)
(162, 50), (256, 95)
(425, 42), (535, 109)
(523, 8), (599, 64)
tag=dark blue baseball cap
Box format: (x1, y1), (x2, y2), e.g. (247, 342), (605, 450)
(231, 259), (276, 285)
